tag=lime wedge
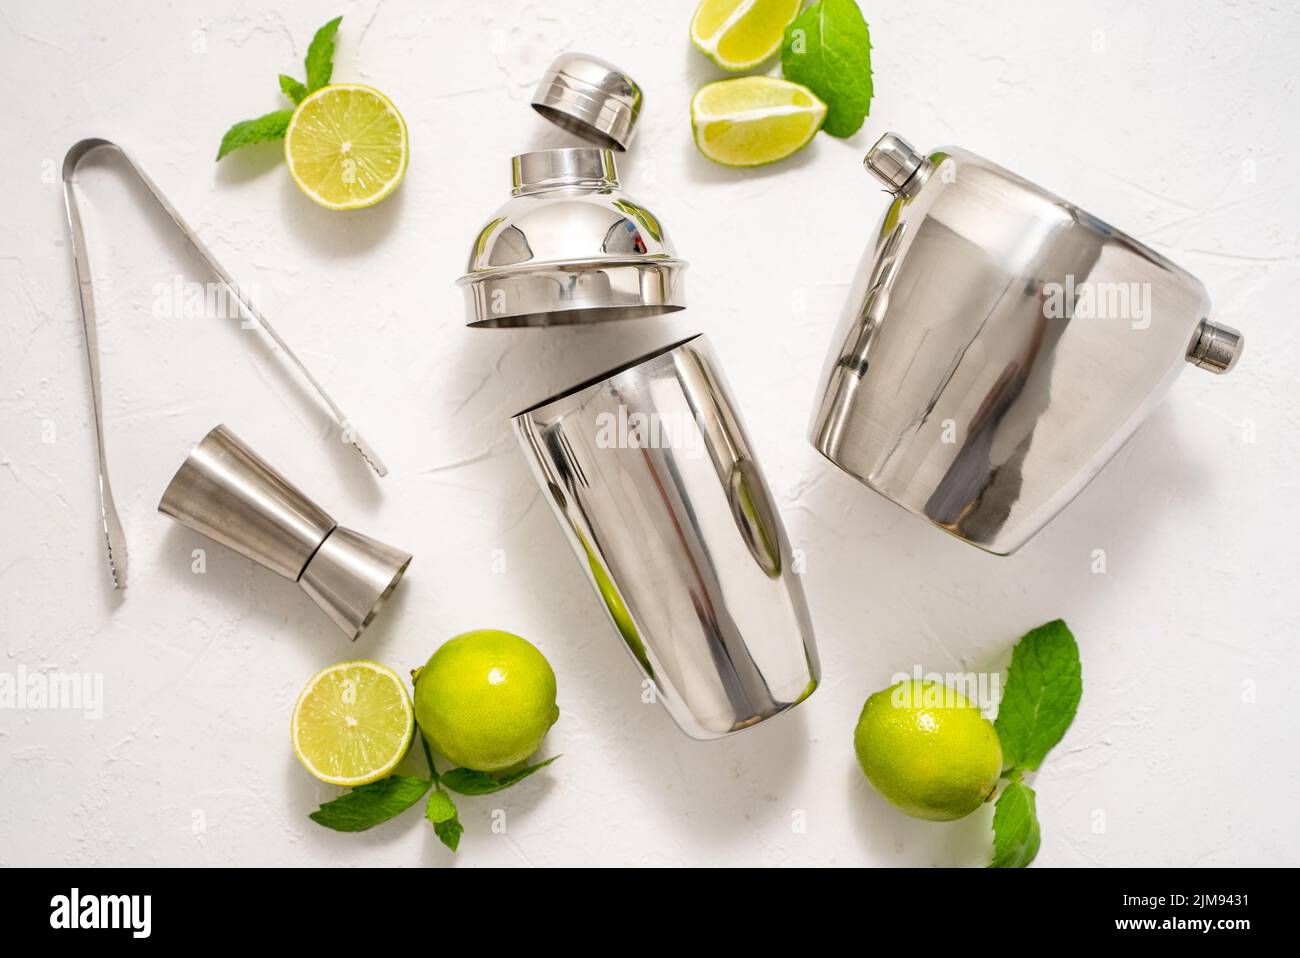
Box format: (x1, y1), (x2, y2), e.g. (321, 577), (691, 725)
(691, 76), (827, 167)
(690, 0), (802, 71)
(284, 83), (408, 210)
(291, 660), (414, 786)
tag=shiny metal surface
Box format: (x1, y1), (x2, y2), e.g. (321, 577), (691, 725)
(158, 425), (410, 639)
(300, 527), (412, 641)
(62, 139), (389, 587)
(514, 335), (819, 739)
(811, 133), (1246, 555)
(457, 148), (686, 327)
(531, 52), (642, 151)
(862, 132), (928, 196)
(1187, 318), (1244, 374)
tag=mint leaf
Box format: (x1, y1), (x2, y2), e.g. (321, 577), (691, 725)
(425, 788), (463, 852)
(440, 756), (560, 796)
(216, 109), (294, 160)
(305, 16), (343, 92)
(781, 0), (873, 138)
(279, 74), (309, 104)
(990, 778), (1041, 868)
(994, 619), (1082, 771)
(308, 775), (431, 832)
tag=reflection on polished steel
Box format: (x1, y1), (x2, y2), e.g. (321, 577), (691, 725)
(158, 425), (411, 640)
(457, 147), (686, 327)
(811, 133), (1246, 555)
(514, 336), (819, 739)
(530, 52), (642, 151)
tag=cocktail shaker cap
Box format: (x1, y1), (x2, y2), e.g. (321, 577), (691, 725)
(531, 52), (642, 151)
(456, 147), (687, 327)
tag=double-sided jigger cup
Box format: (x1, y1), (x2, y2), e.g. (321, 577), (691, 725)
(513, 336), (820, 739)
(158, 425), (411, 640)
(810, 133), (1245, 555)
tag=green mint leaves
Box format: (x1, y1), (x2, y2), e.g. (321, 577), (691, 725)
(278, 74), (309, 104)
(216, 110), (295, 161)
(425, 788), (464, 852)
(440, 756), (560, 796)
(307, 703), (558, 853)
(994, 620), (1083, 771)
(308, 775), (431, 832)
(304, 17), (343, 92)
(990, 775), (1042, 868)
(781, 0), (874, 138)
(989, 620), (1082, 868)
(216, 16), (343, 160)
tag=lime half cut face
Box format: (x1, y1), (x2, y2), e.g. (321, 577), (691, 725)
(285, 83), (409, 210)
(291, 660), (414, 786)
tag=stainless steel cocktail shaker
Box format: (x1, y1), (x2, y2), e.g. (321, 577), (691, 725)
(811, 133), (1244, 554)
(467, 52), (816, 738)
(514, 336), (819, 738)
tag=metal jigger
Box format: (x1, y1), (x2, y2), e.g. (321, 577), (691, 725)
(158, 425), (411, 639)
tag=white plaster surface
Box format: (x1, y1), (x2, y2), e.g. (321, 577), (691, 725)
(1, 0), (1298, 867)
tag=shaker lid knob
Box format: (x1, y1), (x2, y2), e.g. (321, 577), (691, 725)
(864, 132), (928, 195)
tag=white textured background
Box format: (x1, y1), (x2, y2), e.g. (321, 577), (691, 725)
(2, 0), (1298, 867)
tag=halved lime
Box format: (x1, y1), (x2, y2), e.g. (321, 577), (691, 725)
(690, 0), (802, 71)
(284, 83), (408, 210)
(691, 76), (827, 168)
(291, 660), (414, 786)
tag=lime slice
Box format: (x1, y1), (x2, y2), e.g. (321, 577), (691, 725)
(690, 0), (802, 71)
(691, 76), (827, 168)
(284, 83), (408, 210)
(291, 660), (414, 786)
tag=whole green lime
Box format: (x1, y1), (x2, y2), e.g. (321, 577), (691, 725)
(853, 679), (1002, 821)
(413, 630), (559, 773)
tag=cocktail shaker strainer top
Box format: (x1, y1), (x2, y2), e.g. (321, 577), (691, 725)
(456, 147), (687, 327)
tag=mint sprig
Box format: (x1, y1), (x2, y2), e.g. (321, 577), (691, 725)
(990, 774), (1042, 868)
(440, 756), (560, 796)
(425, 789), (464, 852)
(304, 17), (342, 91)
(995, 620), (1083, 771)
(781, 0), (874, 138)
(216, 15), (343, 160)
(306, 673), (559, 853)
(278, 74), (309, 105)
(216, 110), (294, 160)
(308, 775), (431, 831)
(989, 620), (1082, 868)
